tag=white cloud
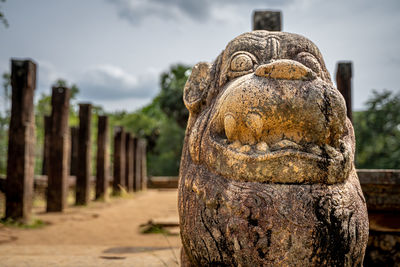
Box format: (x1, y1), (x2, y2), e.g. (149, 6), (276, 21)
(77, 65), (159, 101)
(37, 61), (69, 90)
(32, 62), (161, 112)
(93, 97), (153, 113)
(107, 0), (294, 25)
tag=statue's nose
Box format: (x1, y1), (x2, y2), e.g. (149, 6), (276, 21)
(254, 60), (315, 80)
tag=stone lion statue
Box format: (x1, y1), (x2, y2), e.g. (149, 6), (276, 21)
(178, 31), (369, 266)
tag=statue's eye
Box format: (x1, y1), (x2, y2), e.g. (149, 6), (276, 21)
(225, 52), (257, 82)
(295, 52), (322, 75)
(230, 53), (254, 72)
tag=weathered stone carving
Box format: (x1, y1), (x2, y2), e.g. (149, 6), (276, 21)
(178, 31), (369, 266)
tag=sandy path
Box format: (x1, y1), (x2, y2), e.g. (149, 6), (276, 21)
(0, 189), (181, 266)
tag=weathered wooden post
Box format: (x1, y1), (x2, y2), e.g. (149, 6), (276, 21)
(252, 10), (282, 31)
(47, 86), (70, 212)
(69, 126), (79, 176)
(336, 62), (353, 121)
(134, 137), (142, 192)
(95, 115), (109, 200)
(113, 126), (125, 195)
(5, 59), (36, 222)
(42, 115), (51, 175)
(125, 133), (134, 192)
(76, 103), (92, 205)
(140, 139), (147, 191)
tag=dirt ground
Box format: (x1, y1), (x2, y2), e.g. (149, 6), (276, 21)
(0, 189), (181, 266)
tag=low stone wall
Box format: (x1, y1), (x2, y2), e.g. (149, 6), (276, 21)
(358, 169), (400, 211)
(358, 169), (400, 265)
(148, 176), (179, 189)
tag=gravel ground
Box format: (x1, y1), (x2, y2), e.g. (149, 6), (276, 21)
(0, 189), (181, 267)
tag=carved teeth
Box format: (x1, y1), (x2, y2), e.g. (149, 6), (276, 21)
(256, 141), (269, 152)
(270, 139), (301, 151)
(224, 114), (237, 141)
(238, 145), (251, 153)
(246, 113), (263, 140)
(221, 136), (336, 156)
(228, 141), (251, 153)
(228, 140), (242, 150)
(220, 139), (228, 145)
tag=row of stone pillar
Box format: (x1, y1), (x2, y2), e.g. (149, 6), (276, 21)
(4, 59), (147, 223)
(112, 126), (147, 196)
(43, 93), (148, 212)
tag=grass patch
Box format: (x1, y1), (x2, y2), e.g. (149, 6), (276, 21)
(140, 224), (170, 234)
(0, 217), (47, 229)
(111, 185), (133, 199)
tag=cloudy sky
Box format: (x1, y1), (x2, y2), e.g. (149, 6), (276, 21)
(0, 0), (399, 112)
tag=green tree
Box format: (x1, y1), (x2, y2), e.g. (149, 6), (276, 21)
(108, 97), (184, 176)
(2, 72), (10, 112)
(159, 64), (191, 128)
(354, 90), (400, 169)
(140, 64), (191, 175)
(107, 64), (192, 176)
(0, 72), (10, 174)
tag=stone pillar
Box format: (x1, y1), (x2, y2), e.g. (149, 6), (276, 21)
(336, 62), (353, 121)
(76, 103), (92, 205)
(134, 137), (141, 192)
(140, 139), (148, 191)
(125, 133), (134, 192)
(131, 136), (138, 192)
(113, 126), (125, 195)
(95, 115), (109, 200)
(69, 126), (79, 176)
(252, 10), (282, 31)
(5, 59), (36, 223)
(42, 115), (51, 175)
(46, 86), (70, 212)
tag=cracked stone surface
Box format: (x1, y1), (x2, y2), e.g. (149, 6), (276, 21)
(178, 30), (369, 266)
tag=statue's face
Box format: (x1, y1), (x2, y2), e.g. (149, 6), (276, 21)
(183, 31), (354, 184)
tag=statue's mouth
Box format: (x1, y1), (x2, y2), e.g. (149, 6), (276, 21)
(187, 75), (353, 184)
(211, 132), (344, 162)
(200, 129), (352, 184)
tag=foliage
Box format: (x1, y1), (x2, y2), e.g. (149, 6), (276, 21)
(34, 92), (51, 173)
(159, 64), (191, 129)
(143, 98), (185, 175)
(107, 64), (191, 176)
(2, 72), (10, 108)
(108, 96), (185, 176)
(140, 223), (169, 235)
(353, 90), (400, 169)
(0, 72), (10, 174)
(0, 116), (8, 174)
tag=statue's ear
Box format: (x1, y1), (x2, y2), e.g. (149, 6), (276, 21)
(183, 62), (211, 115)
